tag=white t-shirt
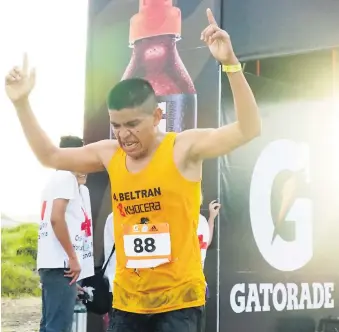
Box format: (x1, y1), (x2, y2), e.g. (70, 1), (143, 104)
(197, 214), (210, 269)
(37, 171), (94, 281)
(103, 213), (116, 292)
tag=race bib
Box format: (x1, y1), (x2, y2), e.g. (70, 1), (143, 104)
(123, 223), (171, 269)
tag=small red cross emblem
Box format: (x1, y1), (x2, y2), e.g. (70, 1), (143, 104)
(81, 209), (92, 237)
(198, 234), (207, 249)
(41, 201), (47, 220)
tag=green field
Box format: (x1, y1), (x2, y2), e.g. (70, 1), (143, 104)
(1, 223), (41, 297)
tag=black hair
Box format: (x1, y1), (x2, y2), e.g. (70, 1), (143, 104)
(59, 135), (84, 148)
(107, 78), (157, 113)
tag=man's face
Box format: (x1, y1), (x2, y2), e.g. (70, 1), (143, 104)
(74, 173), (87, 185)
(109, 107), (162, 159)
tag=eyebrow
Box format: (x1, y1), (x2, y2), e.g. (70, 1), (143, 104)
(110, 119), (141, 126)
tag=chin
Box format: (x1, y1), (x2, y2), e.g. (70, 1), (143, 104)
(126, 149), (147, 160)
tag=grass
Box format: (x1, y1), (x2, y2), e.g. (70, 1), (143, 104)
(1, 223), (41, 297)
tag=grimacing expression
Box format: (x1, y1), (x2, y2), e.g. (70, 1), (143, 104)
(109, 107), (162, 158)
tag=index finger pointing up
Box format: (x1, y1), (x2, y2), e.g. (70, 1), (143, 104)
(22, 53), (28, 75)
(206, 8), (217, 25)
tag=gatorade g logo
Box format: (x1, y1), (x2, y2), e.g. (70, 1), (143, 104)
(249, 140), (313, 271)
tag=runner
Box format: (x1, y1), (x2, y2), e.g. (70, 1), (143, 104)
(5, 9), (261, 332)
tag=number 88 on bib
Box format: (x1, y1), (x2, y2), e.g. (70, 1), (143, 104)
(123, 223), (171, 269)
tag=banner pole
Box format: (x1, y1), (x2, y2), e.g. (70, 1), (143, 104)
(332, 49), (337, 97)
(256, 60), (260, 76)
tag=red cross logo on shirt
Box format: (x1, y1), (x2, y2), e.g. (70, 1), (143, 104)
(81, 209), (92, 237)
(198, 234), (207, 249)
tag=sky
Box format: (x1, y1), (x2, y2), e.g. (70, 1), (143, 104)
(0, 0), (88, 218)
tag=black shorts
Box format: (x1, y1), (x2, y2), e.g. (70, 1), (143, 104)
(107, 306), (203, 332)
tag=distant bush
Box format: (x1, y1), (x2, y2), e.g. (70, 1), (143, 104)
(1, 223), (41, 297)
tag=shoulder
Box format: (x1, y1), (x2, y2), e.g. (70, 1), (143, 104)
(106, 213), (113, 224)
(198, 214), (209, 235)
(43, 171), (77, 199)
(80, 184), (90, 195)
(104, 213), (114, 234)
(198, 214), (208, 226)
(176, 128), (214, 145)
(87, 139), (118, 153)
(89, 139), (120, 168)
(175, 129), (214, 161)
(52, 170), (77, 184)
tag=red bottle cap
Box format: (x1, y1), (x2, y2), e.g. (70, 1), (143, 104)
(129, 0), (181, 45)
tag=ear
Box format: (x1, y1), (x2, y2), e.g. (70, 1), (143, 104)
(153, 107), (163, 126)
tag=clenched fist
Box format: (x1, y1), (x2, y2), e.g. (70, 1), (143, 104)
(5, 54), (36, 104)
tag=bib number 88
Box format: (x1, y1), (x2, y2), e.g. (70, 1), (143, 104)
(134, 238), (156, 253)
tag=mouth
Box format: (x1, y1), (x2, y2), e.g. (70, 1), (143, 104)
(122, 142), (139, 150)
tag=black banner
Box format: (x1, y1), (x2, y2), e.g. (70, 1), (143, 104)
(222, 0), (339, 60)
(219, 73), (339, 332)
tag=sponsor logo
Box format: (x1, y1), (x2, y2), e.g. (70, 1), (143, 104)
(230, 282), (335, 313)
(249, 140), (313, 272)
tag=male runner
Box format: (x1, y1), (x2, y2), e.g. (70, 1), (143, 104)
(5, 9), (261, 332)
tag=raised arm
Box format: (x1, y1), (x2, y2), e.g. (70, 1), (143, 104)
(5, 54), (113, 173)
(184, 9), (261, 160)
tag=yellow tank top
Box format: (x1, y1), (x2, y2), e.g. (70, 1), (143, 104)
(107, 132), (206, 314)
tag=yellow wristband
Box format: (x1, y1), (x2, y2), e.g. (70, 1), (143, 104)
(222, 63), (242, 73)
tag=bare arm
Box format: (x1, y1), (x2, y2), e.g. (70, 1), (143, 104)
(50, 199), (77, 260)
(184, 8), (261, 161)
(15, 99), (112, 172)
(206, 200), (221, 247)
(5, 55), (115, 173)
(186, 70), (260, 160)
(207, 217), (215, 247)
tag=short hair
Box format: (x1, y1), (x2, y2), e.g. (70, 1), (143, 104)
(107, 78), (157, 113)
(59, 135), (84, 148)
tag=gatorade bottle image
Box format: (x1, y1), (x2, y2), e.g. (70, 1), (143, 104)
(113, 0), (197, 136)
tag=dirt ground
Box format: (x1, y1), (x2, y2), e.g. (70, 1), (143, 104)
(1, 297), (41, 332)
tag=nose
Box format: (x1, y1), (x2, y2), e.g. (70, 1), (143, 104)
(117, 127), (131, 140)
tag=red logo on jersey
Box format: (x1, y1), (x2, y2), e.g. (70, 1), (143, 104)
(81, 209), (92, 237)
(198, 234), (207, 249)
(117, 203), (126, 217)
(41, 201), (47, 221)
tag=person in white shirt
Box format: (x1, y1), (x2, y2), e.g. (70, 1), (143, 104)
(103, 212), (116, 332)
(103, 213), (116, 293)
(197, 197), (221, 332)
(37, 136), (94, 332)
(197, 199), (221, 268)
